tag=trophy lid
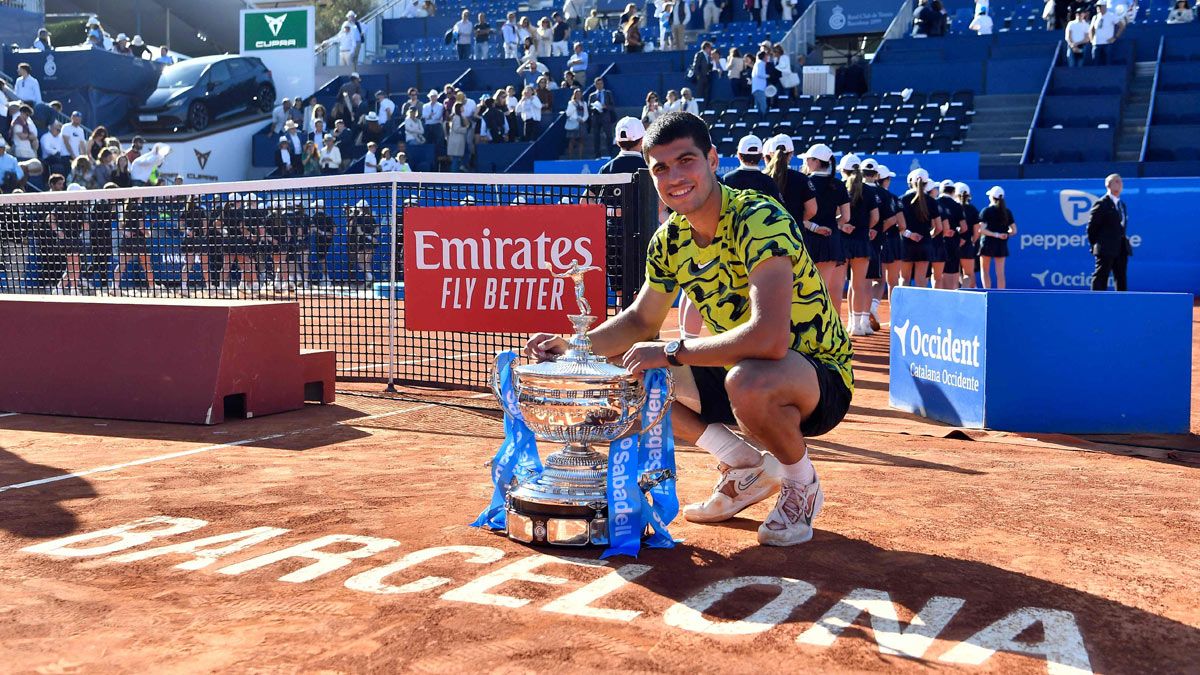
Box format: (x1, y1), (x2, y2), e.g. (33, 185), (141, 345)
(514, 353), (633, 382)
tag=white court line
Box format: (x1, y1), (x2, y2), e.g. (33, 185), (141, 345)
(0, 399), (477, 494)
(0, 412), (19, 418)
(339, 351), (489, 373)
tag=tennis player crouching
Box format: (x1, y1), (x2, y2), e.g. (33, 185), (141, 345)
(526, 111), (854, 546)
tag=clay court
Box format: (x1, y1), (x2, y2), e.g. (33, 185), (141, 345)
(0, 304), (1197, 674)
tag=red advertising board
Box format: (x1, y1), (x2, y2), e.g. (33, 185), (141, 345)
(403, 205), (608, 332)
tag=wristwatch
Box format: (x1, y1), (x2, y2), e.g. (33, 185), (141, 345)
(664, 339), (684, 367)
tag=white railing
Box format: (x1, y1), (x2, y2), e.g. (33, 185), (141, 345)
(780, 0), (817, 63)
(881, 0), (914, 43)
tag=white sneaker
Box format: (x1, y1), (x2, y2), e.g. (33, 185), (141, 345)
(757, 476), (824, 546)
(848, 314), (865, 336)
(683, 453), (782, 523)
(860, 313), (875, 335)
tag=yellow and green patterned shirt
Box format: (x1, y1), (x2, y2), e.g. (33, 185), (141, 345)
(645, 184), (854, 392)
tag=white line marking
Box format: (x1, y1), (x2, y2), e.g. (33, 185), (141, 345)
(0, 400), (477, 494)
(338, 351), (489, 372)
(0, 412), (19, 418)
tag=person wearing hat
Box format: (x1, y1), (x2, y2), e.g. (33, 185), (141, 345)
(375, 90), (396, 129)
(318, 134), (342, 174)
(598, 117), (648, 173)
(979, 185), (1018, 289)
(970, 6), (994, 34)
(421, 89), (447, 157)
(337, 22), (358, 68)
(936, 179), (969, 289)
(33, 28), (53, 52)
(865, 161), (905, 329)
(85, 17), (104, 49)
(900, 168), (942, 287)
(721, 134), (782, 202)
(953, 182), (980, 288)
(112, 33), (132, 56)
(346, 11), (366, 64)
(275, 136), (299, 176)
(836, 153), (881, 336)
(130, 35), (150, 59)
(798, 143), (850, 306)
(524, 111), (853, 547)
(924, 180), (949, 286)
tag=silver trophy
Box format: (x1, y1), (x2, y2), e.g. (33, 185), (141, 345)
(491, 262), (674, 546)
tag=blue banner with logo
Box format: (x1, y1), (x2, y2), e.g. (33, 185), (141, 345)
(815, 0), (902, 36)
(535, 153), (979, 181)
(603, 368), (678, 559)
(471, 351), (543, 531)
(972, 178), (1200, 294)
(888, 288), (988, 428)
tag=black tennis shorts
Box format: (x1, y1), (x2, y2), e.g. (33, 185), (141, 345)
(689, 352), (852, 438)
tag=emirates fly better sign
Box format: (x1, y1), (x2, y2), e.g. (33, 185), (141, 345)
(243, 9), (309, 50)
(404, 205), (607, 332)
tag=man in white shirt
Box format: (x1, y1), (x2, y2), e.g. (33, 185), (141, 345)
(1065, 8), (1092, 66)
(455, 10), (474, 60)
(337, 23), (357, 68)
(131, 143), (168, 186)
(62, 110), (87, 158)
(376, 90), (396, 128)
(39, 120), (71, 177)
(33, 29), (52, 51)
(1089, 2), (1124, 65)
(421, 90), (446, 155)
(563, 0), (585, 26)
(319, 134), (342, 173)
(13, 63), (42, 104)
(501, 13), (520, 59)
(272, 98), (294, 134)
(567, 42), (589, 76)
(969, 7), (994, 34)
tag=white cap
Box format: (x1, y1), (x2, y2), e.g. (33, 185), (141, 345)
(614, 116), (645, 143)
(347, 9), (357, 17)
(860, 158), (880, 173)
(764, 134), (793, 154)
(908, 168), (929, 183)
(116, 33), (128, 41)
(154, 143), (171, 156)
(955, 182), (971, 195)
(364, 112), (379, 122)
(802, 143), (834, 162)
(837, 153), (862, 171)
(355, 199), (370, 207)
(132, 35), (145, 46)
(737, 134), (764, 155)
(86, 16), (99, 26)
(460, 195), (477, 205)
(877, 164), (893, 179)
(940, 178), (955, 190)
(512, 195), (528, 204)
(310, 199), (325, 208)
(66, 183), (86, 192)
(278, 136), (288, 143)
(350, 72), (360, 79)
(925, 180), (939, 193)
(986, 186), (1005, 199)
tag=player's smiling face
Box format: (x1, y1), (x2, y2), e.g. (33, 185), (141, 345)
(647, 137), (720, 216)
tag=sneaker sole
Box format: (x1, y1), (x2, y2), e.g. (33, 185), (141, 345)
(683, 480), (781, 524)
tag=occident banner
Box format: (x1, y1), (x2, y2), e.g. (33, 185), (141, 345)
(404, 205), (608, 332)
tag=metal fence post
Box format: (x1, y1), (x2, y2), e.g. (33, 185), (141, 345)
(386, 179), (398, 392)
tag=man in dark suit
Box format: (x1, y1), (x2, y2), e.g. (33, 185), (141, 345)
(1087, 173), (1131, 291)
(587, 78), (616, 158)
(691, 41), (715, 103)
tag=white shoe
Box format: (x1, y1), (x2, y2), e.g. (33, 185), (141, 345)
(848, 314), (865, 336)
(757, 476), (824, 546)
(860, 313), (875, 335)
(683, 453), (782, 523)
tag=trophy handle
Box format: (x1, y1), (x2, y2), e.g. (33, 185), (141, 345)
(642, 371), (676, 432)
(490, 351), (516, 403)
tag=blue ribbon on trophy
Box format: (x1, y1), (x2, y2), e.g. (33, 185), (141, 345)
(602, 367), (679, 559)
(471, 349), (543, 531)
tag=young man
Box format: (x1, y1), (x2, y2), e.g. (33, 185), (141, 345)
(598, 116), (647, 173)
(721, 134), (782, 202)
(526, 112), (854, 546)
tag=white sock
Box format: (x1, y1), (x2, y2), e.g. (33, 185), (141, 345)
(778, 453), (816, 484)
(870, 298), (880, 316)
(696, 424), (762, 469)
(680, 329), (700, 339)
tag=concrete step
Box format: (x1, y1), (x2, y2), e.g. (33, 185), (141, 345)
(1115, 150), (1142, 162)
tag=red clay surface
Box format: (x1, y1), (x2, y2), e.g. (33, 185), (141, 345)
(0, 304), (1196, 674)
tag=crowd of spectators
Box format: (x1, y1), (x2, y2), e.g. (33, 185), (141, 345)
(31, 16), (176, 64)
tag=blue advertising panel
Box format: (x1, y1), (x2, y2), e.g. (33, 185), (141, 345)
(888, 288), (988, 428)
(983, 177), (1200, 295)
(815, 0), (902, 36)
(536, 152), (980, 180)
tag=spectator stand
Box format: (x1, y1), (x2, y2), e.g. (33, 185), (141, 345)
(506, 62), (618, 172)
(1141, 35), (1200, 176)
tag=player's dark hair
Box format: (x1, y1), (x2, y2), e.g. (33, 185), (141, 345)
(617, 139), (640, 151)
(909, 179), (929, 221)
(765, 150), (789, 193)
(844, 168), (864, 206)
(641, 111), (712, 158)
(960, 190), (972, 205)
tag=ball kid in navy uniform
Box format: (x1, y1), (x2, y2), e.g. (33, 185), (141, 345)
(900, 169), (942, 287)
(936, 179), (968, 290)
(924, 180), (947, 287)
(598, 116), (648, 174)
(798, 143), (850, 317)
(860, 158), (895, 331)
(837, 154), (880, 337)
(720, 134), (783, 203)
(954, 182), (980, 288)
(978, 185), (1017, 289)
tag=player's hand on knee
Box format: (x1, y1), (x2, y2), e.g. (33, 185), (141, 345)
(525, 333), (567, 361)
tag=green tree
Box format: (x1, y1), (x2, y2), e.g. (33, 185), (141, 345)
(46, 18), (88, 49)
(318, 0), (376, 42)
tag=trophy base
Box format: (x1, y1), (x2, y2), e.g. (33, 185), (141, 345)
(506, 497), (608, 547)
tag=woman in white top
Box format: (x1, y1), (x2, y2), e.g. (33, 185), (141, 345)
(641, 91), (662, 126)
(772, 44), (800, 96)
(662, 89), (682, 113)
(680, 88), (700, 115)
(725, 47), (745, 80)
(447, 102), (470, 172)
(379, 148), (400, 172)
(403, 107), (425, 144)
(517, 17), (535, 50)
(514, 86), (542, 141)
(969, 7), (994, 34)
(1166, 0), (1194, 23)
(307, 104), (327, 135)
(318, 135), (342, 174)
(564, 88), (589, 159)
(536, 18), (553, 58)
